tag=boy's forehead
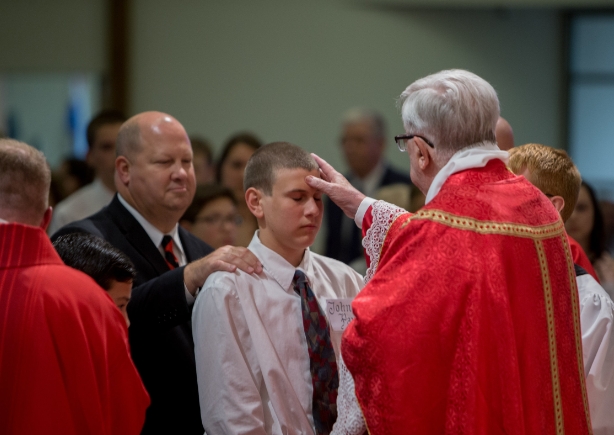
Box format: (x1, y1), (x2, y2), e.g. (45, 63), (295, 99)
(271, 166), (320, 189)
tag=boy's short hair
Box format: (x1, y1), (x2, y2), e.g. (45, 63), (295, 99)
(508, 143), (581, 222)
(53, 233), (136, 290)
(243, 142), (318, 195)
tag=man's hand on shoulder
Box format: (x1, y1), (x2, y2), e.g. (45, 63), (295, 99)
(184, 246), (263, 294)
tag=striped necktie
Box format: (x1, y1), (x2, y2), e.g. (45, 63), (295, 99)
(161, 235), (179, 270)
(293, 270), (338, 434)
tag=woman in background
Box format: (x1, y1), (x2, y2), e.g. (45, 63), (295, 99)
(216, 132), (262, 247)
(566, 181), (614, 297)
(180, 185), (241, 249)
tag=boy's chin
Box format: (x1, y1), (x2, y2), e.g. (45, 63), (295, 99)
(290, 234), (318, 250)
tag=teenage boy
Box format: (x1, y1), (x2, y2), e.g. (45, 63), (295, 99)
(193, 142), (365, 435)
(53, 232), (136, 327)
(508, 143), (614, 434)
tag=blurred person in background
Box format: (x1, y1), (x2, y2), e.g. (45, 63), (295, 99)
(54, 157), (94, 199)
(189, 135), (216, 185)
(566, 181), (614, 297)
(49, 110), (126, 234)
(325, 108), (411, 266)
(217, 132), (262, 246)
(180, 185), (241, 249)
(53, 232), (136, 328)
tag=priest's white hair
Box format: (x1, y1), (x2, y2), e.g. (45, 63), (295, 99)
(399, 69), (500, 158)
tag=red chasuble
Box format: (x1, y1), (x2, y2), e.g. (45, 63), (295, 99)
(343, 160), (591, 435)
(0, 223), (150, 435)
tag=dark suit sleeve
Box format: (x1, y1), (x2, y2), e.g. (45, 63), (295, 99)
(128, 267), (191, 334)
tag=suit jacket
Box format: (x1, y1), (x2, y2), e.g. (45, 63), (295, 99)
(325, 165), (411, 264)
(52, 195), (213, 435)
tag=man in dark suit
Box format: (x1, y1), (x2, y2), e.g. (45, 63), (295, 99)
(325, 108), (411, 265)
(52, 111), (261, 435)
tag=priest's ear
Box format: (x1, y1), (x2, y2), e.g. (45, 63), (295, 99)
(547, 195), (565, 216)
(413, 137), (432, 171)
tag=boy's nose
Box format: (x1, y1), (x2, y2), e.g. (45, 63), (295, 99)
(304, 198), (320, 216)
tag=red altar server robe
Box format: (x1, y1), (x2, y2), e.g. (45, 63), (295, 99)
(343, 160), (591, 435)
(0, 223), (150, 435)
(568, 234), (599, 282)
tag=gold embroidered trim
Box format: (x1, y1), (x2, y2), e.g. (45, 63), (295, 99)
(535, 239), (564, 435)
(561, 234), (593, 433)
(401, 209), (564, 240)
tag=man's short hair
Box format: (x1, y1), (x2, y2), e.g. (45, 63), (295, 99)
(86, 110), (127, 149)
(342, 108), (386, 139)
(53, 233), (136, 290)
(244, 142), (318, 195)
(181, 184), (237, 223)
(115, 119), (142, 158)
(0, 139), (50, 223)
(508, 143), (581, 222)
(399, 69), (499, 158)
(189, 136), (214, 164)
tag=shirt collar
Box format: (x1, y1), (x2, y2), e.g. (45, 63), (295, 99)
(248, 231), (313, 292)
(425, 141), (509, 204)
(117, 193), (184, 255)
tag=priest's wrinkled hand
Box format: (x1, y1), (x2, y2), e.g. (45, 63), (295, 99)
(306, 153), (366, 220)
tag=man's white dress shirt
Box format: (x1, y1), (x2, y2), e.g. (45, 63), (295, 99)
(48, 178), (114, 234)
(193, 232), (364, 435)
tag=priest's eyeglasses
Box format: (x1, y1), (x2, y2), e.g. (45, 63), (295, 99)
(394, 134), (435, 152)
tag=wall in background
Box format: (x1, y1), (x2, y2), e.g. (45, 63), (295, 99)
(0, 0), (106, 166)
(0, 0), (105, 72)
(0, 0), (570, 172)
(569, 14), (614, 199)
(131, 1), (563, 173)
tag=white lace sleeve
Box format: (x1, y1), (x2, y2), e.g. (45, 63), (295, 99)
(331, 353), (366, 435)
(362, 200), (406, 283)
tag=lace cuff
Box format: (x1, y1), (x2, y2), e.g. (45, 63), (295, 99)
(362, 200), (406, 283)
(331, 353), (366, 435)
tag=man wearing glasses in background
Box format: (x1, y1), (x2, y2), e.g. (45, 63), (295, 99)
(324, 108), (411, 270)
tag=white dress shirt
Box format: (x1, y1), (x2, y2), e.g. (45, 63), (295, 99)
(193, 232), (364, 435)
(48, 178), (114, 234)
(577, 273), (614, 435)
